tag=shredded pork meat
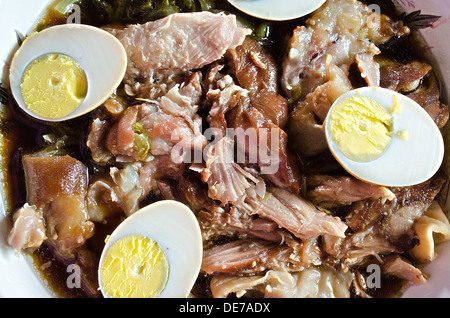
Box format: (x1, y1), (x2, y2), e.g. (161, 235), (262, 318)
(200, 137), (260, 204)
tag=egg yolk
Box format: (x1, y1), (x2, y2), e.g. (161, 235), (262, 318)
(20, 53), (87, 119)
(100, 235), (170, 298)
(329, 96), (394, 162)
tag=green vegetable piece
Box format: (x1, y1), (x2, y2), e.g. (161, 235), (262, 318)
(132, 122), (150, 161)
(52, 0), (81, 15)
(196, 0), (215, 11)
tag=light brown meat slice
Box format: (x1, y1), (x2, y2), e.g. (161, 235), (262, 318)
(23, 155), (88, 205)
(379, 60), (432, 92)
(206, 74), (248, 135)
(227, 37), (289, 128)
(382, 255), (427, 285)
(107, 12), (251, 79)
(408, 76), (449, 129)
(306, 174), (395, 208)
(22, 155), (94, 257)
(227, 97), (302, 194)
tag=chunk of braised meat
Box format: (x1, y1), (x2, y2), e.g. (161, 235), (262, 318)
(199, 137), (260, 204)
(346, 173), (446, 250)
(7, 204), (46, 250)
(281, 0), (409, 98)
(177, 171), (217, 214)
(205, 73), (248, 135)
(408, 76), (449, 129)
(106, 12), (250, 80)
(382, 255), (426, 285)
(227, 37), (289, 128)
(305, 174), (395, 208)
(22, 155), (94, 258)
(226, 97), (302, 194)
(322, 224), (398, 267)
(286, 60), (352, 158)
(201, 238), (322, 275)
(255, 187), (348, 240)
(87, 117), (114, 164)
(178, 169), (260, 241)
(379, 58), (432, 92)
(89, 72), (207, 164)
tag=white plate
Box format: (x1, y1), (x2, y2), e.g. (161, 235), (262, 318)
(1, 0), (450, 298)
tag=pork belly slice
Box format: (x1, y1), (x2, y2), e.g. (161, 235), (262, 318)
(107, 12), (251, 79)
(7, 204), (47, 250)
(306, 174), (395, 208)
(87, 118), (114, 164)
(204, 51), (301, 193)
(22, 155), (94, 258)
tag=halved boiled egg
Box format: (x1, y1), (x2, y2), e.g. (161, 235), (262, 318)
(9, 24), (127, 122)
(324, 86), (444, 187)
(227, 0), (326, 21)
(98, 200), (203, 298)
